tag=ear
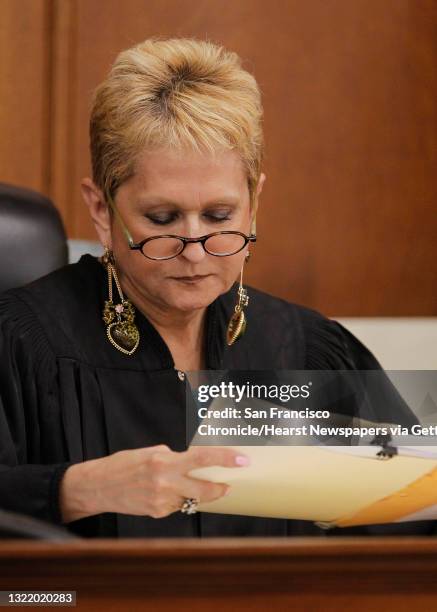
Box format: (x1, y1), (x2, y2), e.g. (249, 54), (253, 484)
(80, 178), (112, 248)
(250, 172), (266, 234)
(256, 172), (266, 198)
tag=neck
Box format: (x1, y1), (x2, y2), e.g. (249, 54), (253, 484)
(141, 299), (207, 347)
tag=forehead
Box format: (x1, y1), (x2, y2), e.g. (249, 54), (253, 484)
(125, 147), (248, 203)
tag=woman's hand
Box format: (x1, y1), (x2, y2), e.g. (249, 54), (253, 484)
(59, 445), (250, 523)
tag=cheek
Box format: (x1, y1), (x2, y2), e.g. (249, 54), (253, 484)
(212, 252), (246, 285)
(129, 256), (168, 286)
(111, 233), (161, 285)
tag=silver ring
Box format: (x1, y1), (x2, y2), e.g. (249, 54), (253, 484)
(180, 498), (199, 515)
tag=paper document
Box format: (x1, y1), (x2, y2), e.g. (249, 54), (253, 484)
(188, 445), (437, 527)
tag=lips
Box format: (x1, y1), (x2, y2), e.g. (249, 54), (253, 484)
(172, 274), (211, 282)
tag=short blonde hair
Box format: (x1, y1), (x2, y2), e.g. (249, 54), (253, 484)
(89, 37), (263, 204)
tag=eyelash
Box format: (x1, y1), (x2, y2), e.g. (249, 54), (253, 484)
(146, 213), (232, 225)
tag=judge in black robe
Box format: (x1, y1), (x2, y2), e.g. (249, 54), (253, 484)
(0, 254), (434, 538)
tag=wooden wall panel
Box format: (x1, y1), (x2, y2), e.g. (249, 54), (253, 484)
(1, 0), (436, 315)
(0, 0), (51, 192)
(49, 0), (77, 225)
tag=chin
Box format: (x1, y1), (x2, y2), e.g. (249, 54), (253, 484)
(166, 282), (224, 312)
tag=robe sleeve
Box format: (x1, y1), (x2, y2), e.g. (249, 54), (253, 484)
(0, 291), (72, 525)
(302, 308), (378, 369)
(301, 308), (417, 427)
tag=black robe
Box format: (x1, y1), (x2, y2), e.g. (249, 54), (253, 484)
(0, 255), (434, 538)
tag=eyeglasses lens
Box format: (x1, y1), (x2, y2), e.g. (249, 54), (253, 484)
(205, 233), (246, 256)
(142, 237), (184, 260)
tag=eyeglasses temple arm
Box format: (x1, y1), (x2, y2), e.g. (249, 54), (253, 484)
(250, 215), (257, 238)
(106, 193), (135, 247)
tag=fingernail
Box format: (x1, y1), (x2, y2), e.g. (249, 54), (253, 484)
(224, 487), (231, 496)
(235, 455), (250, 466)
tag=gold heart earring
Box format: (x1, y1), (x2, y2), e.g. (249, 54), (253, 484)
(102, 248), (140, 355)
(226, 253), (250, 346)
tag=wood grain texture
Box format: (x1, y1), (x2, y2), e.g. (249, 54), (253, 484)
(2, 537), (437, 610)
(0, 0), (51, 192)
(48, 0), (77, 224)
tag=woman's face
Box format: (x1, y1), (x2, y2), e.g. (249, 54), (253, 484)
(103, 148), (264, 315)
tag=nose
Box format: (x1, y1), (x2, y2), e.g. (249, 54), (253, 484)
(180, 240), (207, 264)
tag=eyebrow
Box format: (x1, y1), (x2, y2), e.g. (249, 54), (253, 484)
(135, 195), (241, 209)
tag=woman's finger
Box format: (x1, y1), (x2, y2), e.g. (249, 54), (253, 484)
(178, 475), (231, 503)
(178, 446), (250, 472)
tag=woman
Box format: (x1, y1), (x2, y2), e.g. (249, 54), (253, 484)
(0, 38), (432, 538)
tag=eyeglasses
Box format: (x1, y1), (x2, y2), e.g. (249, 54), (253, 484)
(106, 194), (257, 260)
(129, 231), (256, 260)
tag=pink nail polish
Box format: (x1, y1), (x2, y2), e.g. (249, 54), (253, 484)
(235, 455), (250, 466)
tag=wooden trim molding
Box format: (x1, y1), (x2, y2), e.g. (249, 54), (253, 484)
(1, 537), (437, 607)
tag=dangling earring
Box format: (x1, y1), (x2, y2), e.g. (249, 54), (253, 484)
(101, 247), (140, 355)
(226, 258), (249, 346)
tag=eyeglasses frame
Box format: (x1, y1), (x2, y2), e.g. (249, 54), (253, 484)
(130, 230), (256, 260)
(106, 193), (257, 260)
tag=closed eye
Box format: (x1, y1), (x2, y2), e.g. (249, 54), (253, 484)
(203, 213), (232, 223)
(146, 211), (232, 225)
(145, 212), (178, 225)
